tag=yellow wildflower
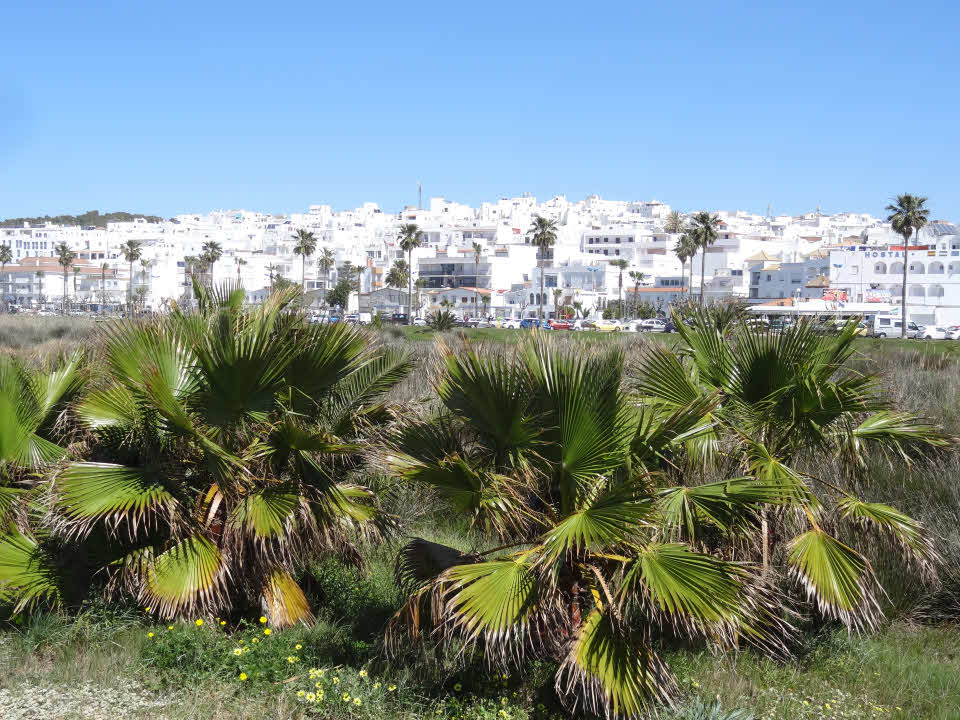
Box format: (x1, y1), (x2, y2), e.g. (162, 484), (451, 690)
(374, 682), (381, 689)
(342, 692), (351, 702)
(359, 669), (368, 677)
(195, 619), (203, 627)
(263, 628), (271, 636)
(825, 703), (831, 709)
(454, 683), (462, 691)
(297, 690), (304, 697)
(306, 693), (315, 702)
(167, 626), (173, 630)
(287, 656), (297, 663)
(145, 607), (151, 612)
(353, 698), (362, 706)
(239, 672), (247, 681)
(233, 648), (242, 656)
(332, 677), (340, 684)
(388, 684), (397, 692)
(316, 682), (323, 689)
(220, 620), (226, 626)
(259, 616), (267, 624)
(251, 638), (259, 644)
(147, 632), (154, 638)
(295, 644), (302, 650)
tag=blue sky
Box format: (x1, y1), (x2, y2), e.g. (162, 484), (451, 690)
(1, 1), (957, 220)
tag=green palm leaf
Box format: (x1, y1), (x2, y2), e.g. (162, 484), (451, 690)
(142, 535), (228, 617)
(0, 531), (64, 611)
(786, 528), (882, 628)
(231, 486), (299, 539)
(837, 495), (937, 572)
(556, 608), (675, 718)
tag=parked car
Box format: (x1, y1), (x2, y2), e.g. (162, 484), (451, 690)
(592, 319), (622, 333)
(873, 320), (921, 338)
(390, 313), (409, 324)
(519, 318), (543, 329)
(637, 318), (667, 332)
(548, 319), (573, 330)
(943, 325), (960, 339)
(922, 326), (950, 340)
(501, 319), (521, 329)
(413, 317), (427, 326)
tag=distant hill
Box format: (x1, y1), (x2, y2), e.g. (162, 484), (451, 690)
(0, 210), (165, 228)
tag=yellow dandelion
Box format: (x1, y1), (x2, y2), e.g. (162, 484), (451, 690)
(220, 620), (226, 626)
(295, 644), (302, 650)
(167, 626), (173, 630)
(342, 692), (351, 702)
(251, 638), (259, 644)
(297, 690), (305, 697)
(287, 656), (296, 663)
(233, 648), (242, 656)
(353, 698), (362, 706)
(239, 672), (247, 681)
(454, 683), (462, 691)
(388, 684), (397, 692)
(306, 692), (315, 702)
(359, 669), (368, 677)
(259, 616), (267, 624)
(147, 632), (154, 638)
(263, 628), (271, 636)
(195, 619), (203, 627)
(316, 682), (323, 689)
(332, 677), (340, 684)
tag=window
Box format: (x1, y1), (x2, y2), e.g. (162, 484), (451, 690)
(766, 274), (771, 281)
(929, 262), (944, 274)
(874, 262), (887, 274)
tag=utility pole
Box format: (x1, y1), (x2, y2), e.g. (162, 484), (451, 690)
(418, 181), (422, 211)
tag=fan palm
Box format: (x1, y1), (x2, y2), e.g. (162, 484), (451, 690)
(885, 195), (930, 338)
(0, 351), (85, 609)
(55, 242), (75, 315)
(317, 248), (335, 294)
(609, 259), (629, 319)
(632, 315), (945, 629)
(528, 216), (558, 323)
(293, 229), (318, 291)
(398, 224), (425, 324)
(0, 287), (412, 624)
(387, 338), (794, 717)
(34, 271), (44, 306)
(552, 288), (563, 319)
(121, 240), (143, 310)
(664, 210), (685, 236)
(674, 233), (695, 296)
(201, 241), (223, 288)
(689, 212), (721, 305)
(385, 260), (409, 290)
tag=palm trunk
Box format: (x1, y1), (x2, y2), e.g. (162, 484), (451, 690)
(699, 249), (706, 305)
(618, 272), (623, 319)
(475, 258), (479, 319)
(128, 261), (133, 311)
(302, 256), (306, 291)
(901, 233), (911, 338)
(538, 256), (545, 324)
(63, 270), (67, 314)
(407, 249), (413, 324)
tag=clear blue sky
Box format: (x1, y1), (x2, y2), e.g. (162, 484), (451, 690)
(1, 1), (957, 220)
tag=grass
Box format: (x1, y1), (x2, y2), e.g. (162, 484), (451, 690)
(2, 314), (960, 718)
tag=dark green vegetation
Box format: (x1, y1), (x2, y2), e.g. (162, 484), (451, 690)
(0, 209), (164, 228)
(0, 305), (958, 719)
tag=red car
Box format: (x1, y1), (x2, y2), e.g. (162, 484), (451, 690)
(548, 319), (573, 330)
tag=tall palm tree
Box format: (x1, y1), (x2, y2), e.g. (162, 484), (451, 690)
(34, 271), (44, 308)
(55, 242), (75, 314)
(201, 241), (222, 287)
(339, 263), (355, 311)
(689, 212), (721, 305)
(572, 300), (584, 319)
(234, 257), (247, 284)
(100, 263), (110, 314)
(72, 266), (81, 300)
(674, 232), (695, 295)
(0, 244), (11, 309)
(317, 247), (335, 293)
(387, 338), (795, 717)
(885, 194), (930, 338)
(398, 224), (424, 324)
(472, 241), (483, 318)
(481, 293), (491, 319)
(0, 287), (411, 623)
(609, 258), (629, 319)
(664, 209), (685, 235)
(628, 270), (647, 319)
(292, 229), (318, 291)
(528, 216), (558, 323)
(552, 287), (563, 320)
(265, 263), (279, 292)
(121, 240), (143, 311)
(414, 277), (426, 318)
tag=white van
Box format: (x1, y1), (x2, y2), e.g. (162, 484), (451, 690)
(873, 316), (921, 338)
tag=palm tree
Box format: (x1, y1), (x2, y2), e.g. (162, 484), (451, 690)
(414, 277), (426, 318)
(355, 263), (364, 306)
(552, 287), (563, 320)
(472, 241), (483, 318)
(292, 229), (318, 291)
(664, 209), (685, 236)
(100, 263), (110, 314)
(139, 260), (152, 310)
(339, 263), (355, 311)
(265, 263), (279, 292)
(528, 216), (558, 323)
(385, 260), (408, 290)
(72, 266), (81, 299)
(689, 212), (721, 305)
(628, 270), (647, 318)
(609, 258), (629, 319)
(885, 194), (930, 338)
(235, 257), (247, 284)
(635, 314), (944, 619)
(0, 244), (11, 309)
(34, 271), (44, 308)
(201, 241), (222, 287)
(55, 242), (75, 314)
(398, 224), (424, 324)
(674, 232), (695, 295)
(0, 287), (411, 624)
(317, 247), (335, 293)
(481, 293), (491, 319)
(121, 240), (143, 311)
(387, 338), (795, 717)
(572, 300), (584, 319)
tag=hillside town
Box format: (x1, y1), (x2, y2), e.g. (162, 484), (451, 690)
(2, 194), (958, 327)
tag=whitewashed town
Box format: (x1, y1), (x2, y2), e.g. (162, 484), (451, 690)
(2, 193), (957, 332)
